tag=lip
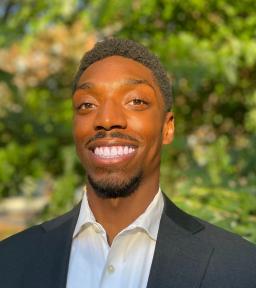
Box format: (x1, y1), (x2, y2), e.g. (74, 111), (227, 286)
(86, 139), (138, 166)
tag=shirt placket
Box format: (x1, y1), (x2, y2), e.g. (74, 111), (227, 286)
(100, 234), (126, 288)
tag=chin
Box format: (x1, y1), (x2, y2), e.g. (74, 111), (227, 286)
(87, 171), (142, 199)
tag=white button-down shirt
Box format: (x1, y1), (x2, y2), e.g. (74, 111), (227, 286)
(66, 188), (164, 288)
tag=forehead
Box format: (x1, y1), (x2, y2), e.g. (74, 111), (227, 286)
(78, 55), (160, 91)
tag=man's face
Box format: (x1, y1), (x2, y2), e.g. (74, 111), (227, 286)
(73, 55), (174, 198)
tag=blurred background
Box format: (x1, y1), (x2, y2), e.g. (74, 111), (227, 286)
(0, 0), (256, 242)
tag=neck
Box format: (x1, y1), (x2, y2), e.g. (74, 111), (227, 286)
(86, 174), (160, 245)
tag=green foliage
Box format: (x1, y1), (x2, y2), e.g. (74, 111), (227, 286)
(40, 146), (80, 218)
(0, 0), (255, 242)
(171, 185), (256, 243)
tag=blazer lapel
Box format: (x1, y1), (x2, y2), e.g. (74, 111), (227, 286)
(147, 195), (214, 288)
(23, 203), (81, 288)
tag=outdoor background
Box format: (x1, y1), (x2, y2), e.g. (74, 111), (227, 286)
(0, 0), (256, 243)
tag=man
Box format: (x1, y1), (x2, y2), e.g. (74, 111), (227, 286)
(0, 38), (256, 288)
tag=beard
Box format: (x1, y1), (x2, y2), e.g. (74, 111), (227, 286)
(87, 171), (143, 199)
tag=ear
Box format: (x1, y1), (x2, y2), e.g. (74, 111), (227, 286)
(162, 112), (174, 144)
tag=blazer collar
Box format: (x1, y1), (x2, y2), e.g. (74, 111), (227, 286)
(147, 194), (214, 288)
(24, 203), (81, 288)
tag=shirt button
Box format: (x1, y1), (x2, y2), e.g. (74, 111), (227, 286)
(107, 264), (115, 273)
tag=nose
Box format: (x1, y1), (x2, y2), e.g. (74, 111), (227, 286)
(93, 99), (127, 131)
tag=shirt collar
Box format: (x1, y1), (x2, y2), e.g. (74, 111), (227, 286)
(73, 187), (164, 241)
(123, 188), (164, 240)
(73, 186), (96, 238)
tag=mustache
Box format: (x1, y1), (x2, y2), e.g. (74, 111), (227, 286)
(86, 131), (139, 145)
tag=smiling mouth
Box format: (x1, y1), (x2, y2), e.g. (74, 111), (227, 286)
(92, 145), (136, 159)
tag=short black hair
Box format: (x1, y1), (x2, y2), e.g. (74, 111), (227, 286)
(73, 38), (172, 111)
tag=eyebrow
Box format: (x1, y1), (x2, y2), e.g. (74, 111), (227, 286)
(124, 78), (153, 88)
(75, 78), (156, 92)
(76, 82), (94, 90)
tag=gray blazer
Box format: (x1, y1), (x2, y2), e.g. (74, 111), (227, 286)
(1, 194), (256, 288)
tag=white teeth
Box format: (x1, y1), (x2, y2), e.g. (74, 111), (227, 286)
(93, 146), (135, 158)
(104, 147), (110, 156)
(111, 147), (117, 156)
(118, 146), (123, 155)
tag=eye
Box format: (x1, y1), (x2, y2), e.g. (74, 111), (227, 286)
(126, 97), (150, 111)
(130, 98), (148, 105)
(76, 102), (96, 112)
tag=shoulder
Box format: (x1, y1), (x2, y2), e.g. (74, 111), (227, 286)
(0, 204), (79, 267)
(0, 224), (45, 286)
(197, 217), (256, 261)
(196, 219), (256, 287)
(162, 195), (256, 286)
(0, 224), (43, 256)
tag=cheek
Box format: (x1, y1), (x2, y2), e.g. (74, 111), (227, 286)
(129, 112), (163, 144)
(73, 116), (90, 142)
